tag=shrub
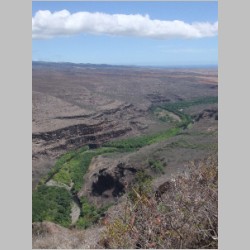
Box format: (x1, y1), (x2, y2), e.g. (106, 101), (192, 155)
(148, 159), (165, 174)
(128, 170), (153, 203)
(32, 185), (72, 227)
(76, 197), (111, 229)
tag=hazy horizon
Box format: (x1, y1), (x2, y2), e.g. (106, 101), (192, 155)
(32, 60), (218, 69)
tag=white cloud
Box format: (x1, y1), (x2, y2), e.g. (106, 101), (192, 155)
(32, 10), (218, 40)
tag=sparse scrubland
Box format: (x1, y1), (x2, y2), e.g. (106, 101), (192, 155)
(32, 63), (218, 249)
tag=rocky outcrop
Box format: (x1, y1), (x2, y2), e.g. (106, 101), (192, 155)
(32, 107), (135, 160)
(32, 103), (141, 160)
(155, 181), (172, 200)
(32, 122), (106, 141)
(193, 108), (218, 121)
(33, 125), (132, 160)
(91, 162), (137, 198)
(147, 94), (171, 104)
(78, 157), (138, 207)
(146, 93), (184, 105)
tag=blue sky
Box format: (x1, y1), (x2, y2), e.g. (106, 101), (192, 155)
(32, 2), (218, 67)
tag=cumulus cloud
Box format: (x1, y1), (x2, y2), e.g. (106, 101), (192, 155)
(32, 10), (218, 40)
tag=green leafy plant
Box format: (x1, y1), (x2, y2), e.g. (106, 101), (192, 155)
(32, 185), (72, 227)
(148, 159), (165, 174)
(76, 197), (111, 229)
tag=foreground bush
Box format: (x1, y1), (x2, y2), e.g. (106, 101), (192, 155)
(101, 155), (218, 249)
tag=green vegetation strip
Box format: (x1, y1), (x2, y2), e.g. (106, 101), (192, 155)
(38, 146), (89, 186)
(151, 96), (218, 127)
(104, 127), (181, 149)
(166, 139), (218, 151)
(32, 185), (72, 227)
(38, 146), (120, 193)
(159, 96), (218, 111)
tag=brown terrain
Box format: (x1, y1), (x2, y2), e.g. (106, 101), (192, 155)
(32, 62), (217, 188)
(32, 62), (218, 248)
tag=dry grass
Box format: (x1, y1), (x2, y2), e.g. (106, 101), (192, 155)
(32, 221), (106, 249)
(100, 154), (218, 249)
(32, 222), (85, 249)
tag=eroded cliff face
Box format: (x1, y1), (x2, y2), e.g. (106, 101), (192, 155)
(193, 108), (218, 121)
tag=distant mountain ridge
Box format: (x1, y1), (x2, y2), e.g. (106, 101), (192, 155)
(32, 61), (218, 70)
